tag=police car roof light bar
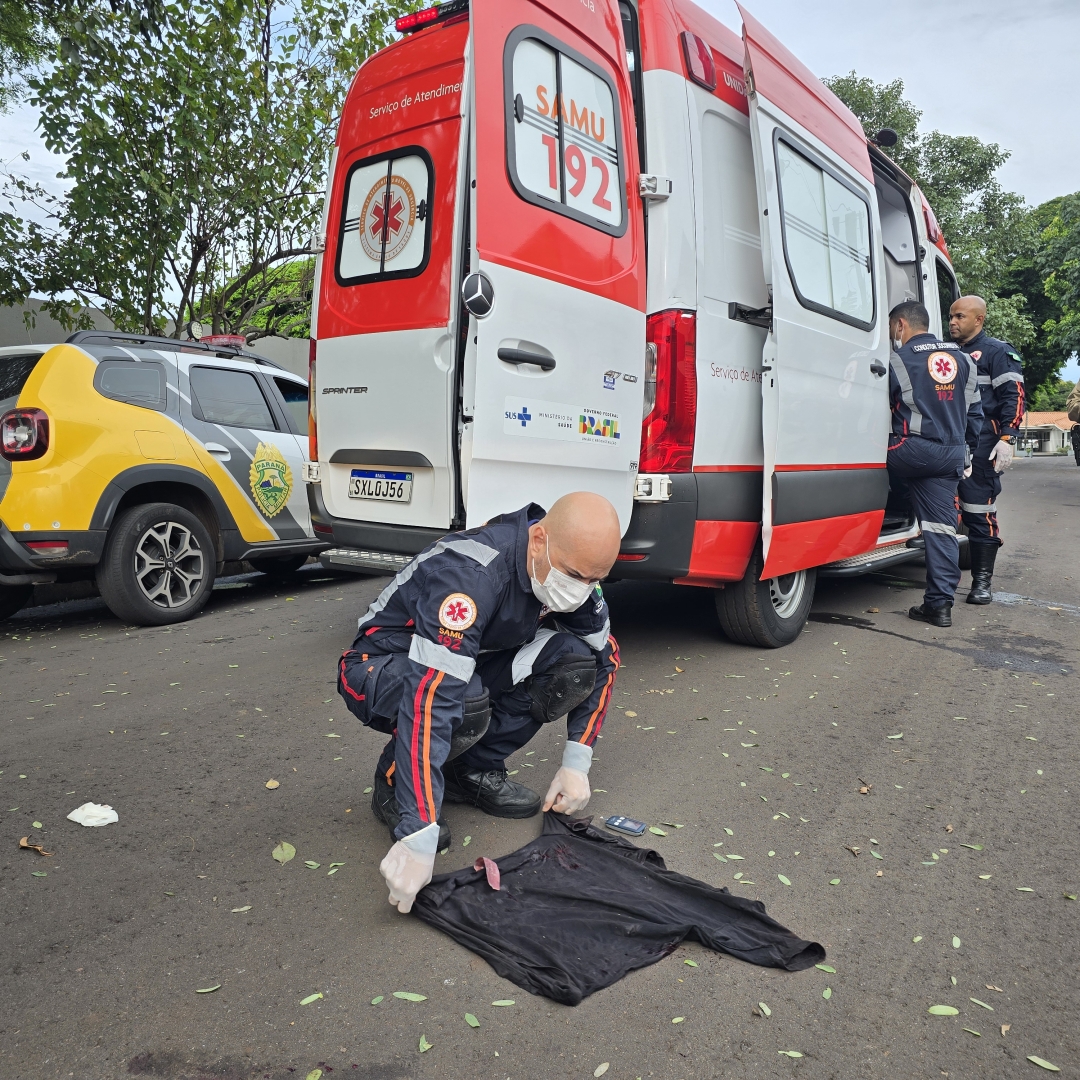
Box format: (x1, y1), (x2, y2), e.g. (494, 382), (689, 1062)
(65, 330), (284, 369)
(395, 1), (468, 34)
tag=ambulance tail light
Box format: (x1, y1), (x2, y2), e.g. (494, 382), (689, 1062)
(639, 310), (697, 473)
(681, 31), (716, 92)
(395, 1), (468, 33)
(0, 407), (49, 461)
(308, 338), (318, 462)
(922, 196), (942, 243)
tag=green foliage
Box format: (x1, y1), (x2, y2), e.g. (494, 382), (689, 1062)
(0, 0), (53, 112)
(1030, 378), (1075, 412)
(1038, 193), (1080, 362)
(1, 0), (408, 339)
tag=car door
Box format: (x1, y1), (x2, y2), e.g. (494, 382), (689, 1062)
(181, 362), (311, 542)
(464, 0), (646, 532)
(739, 5), (890, 579)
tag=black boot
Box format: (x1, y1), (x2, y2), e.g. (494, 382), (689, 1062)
(371, 770), (451, 851)
(442, 759), (542, 819)
(909, 602), (952, 627)
(966, 543), (997, 605)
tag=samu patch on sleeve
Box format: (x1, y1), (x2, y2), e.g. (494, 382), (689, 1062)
(439, 593), (477, 631)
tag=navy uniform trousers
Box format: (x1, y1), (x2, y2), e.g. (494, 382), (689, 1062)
(888, 437), (965, 608)
(958, 433), (1002, 546)
(348, 630), (599, 779)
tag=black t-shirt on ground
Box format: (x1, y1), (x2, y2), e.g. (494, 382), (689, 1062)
(412, 813), (825, 1005)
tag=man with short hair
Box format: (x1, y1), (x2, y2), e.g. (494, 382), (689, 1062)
(888, 300), (983, 627)
(949, 296), (1026, 603)
(338, 492), (622, 914)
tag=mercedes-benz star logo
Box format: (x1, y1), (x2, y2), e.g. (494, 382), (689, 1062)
(461, 272), (494, 318)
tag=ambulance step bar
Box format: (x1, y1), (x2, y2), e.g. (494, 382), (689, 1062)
(319, 547), (413, 574)
(819, 530), (967, 577)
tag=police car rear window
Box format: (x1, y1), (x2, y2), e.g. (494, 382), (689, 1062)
(93, 358), (167, 411)
(189, 366), (276, 429)
(0, 352), (43, 411)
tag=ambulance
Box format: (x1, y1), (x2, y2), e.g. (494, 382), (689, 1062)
(306, 0), (962, 647)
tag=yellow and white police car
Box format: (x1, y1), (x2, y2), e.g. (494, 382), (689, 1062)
(0, 331), (325, 624)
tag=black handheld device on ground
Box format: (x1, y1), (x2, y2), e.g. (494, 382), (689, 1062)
(604, 815), (647, 836)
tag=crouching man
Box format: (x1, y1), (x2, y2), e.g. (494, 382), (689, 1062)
(338, 493), (622, 913)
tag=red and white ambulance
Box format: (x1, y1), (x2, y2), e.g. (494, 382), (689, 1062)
(306, 0), (962, 647)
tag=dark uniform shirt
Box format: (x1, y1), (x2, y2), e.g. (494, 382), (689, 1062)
(343, 505), (617, 837)
(888, 333), (983, 450)
(958, 330), (1026, 439)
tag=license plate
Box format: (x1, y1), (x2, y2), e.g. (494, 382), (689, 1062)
(348, 469), (413, 503)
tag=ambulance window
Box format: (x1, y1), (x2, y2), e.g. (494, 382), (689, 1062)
(189, 366), (276, 430)
(93, 359), (167, 411)
(336, 149), (433, 285)
(936, 259), (959, 338)
(776, 139), (875, 329)
(506, 29), (625, 235)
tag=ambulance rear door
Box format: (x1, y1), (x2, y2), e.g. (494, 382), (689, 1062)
(739, 5), (890, 579)
(465, 0), (646, 532)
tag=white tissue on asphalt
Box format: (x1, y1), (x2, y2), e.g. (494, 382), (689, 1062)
(67, 802), (119, 827)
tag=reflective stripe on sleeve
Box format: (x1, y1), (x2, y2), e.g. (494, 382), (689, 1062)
(977, 375), (992, 385)
(409, 634), (476, 682)
(554, 616), (611, 652)
(511, 628), (559, 685)
(992, 371), (1025, 387)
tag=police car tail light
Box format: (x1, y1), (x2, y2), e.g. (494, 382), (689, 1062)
(640, 310), (697, 473)
(0, 408), (49, 461)
(308, 338), (318, 462)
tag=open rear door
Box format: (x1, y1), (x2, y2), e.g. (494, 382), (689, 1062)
(465, 0), (646, 531)
(738, 5), (890, 579)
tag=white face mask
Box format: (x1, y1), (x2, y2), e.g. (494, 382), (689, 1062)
(530, 536), (595, 613)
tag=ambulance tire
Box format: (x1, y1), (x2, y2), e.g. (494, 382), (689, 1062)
(0, 583), (33, 621)
(714, 544), (816, 649)
(97, 502), (216, 626)
(248, 553), (308, 577)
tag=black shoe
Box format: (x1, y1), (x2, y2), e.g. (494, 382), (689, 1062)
(966, 543), (997, 605)
(371, 771), (451, 851)
(442, 759), (542, 819)
(909, 602), (952, 627)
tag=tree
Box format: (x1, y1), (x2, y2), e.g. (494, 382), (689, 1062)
(0, 0), (52, 112)
(1, 0), (409, 339)
(1038, 193), (1080, 364)
(1030, 378), (1075, 412)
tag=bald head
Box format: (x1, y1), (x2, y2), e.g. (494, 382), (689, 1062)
(949, 295), (986, 345)
(528, 492), (621, 586)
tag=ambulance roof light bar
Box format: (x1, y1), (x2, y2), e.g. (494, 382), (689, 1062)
(395, 0), (469, 34)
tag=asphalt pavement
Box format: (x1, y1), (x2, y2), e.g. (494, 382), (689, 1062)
(1, 455), (1077, 1080)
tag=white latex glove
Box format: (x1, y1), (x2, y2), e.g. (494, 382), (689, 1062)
(379, 821), (439, 914)
(988, 439), (1014, 473)
(543, 742), (592, 814)
(963, 464), (973, 478)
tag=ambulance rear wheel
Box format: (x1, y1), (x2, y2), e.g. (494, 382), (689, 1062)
(0, 582), (32, 620)
(97, 502), (216, 626)
(715, 544), (816, 648)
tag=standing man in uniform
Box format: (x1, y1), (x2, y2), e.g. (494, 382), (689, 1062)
(949, 295), (1026, 603)
(887, 301), (983, 627)
(337, 492), (622, 914)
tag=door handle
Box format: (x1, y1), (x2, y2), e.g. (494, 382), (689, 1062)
(498, 347), (556, 371)
(870, 360), (887, 377)
(205, 441), (232, 461)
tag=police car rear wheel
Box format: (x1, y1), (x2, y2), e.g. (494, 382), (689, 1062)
(715, 543), (816, 648)
(97, 502), (215, 626)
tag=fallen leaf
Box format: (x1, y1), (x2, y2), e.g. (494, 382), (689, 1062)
(684, 959), (698, 967)
(265, 779), (279, 789)
(306, 1071), (322, 1080)
(464, 1013), (480, 1028)
(867, 607), (879, 613)
(777, 874), (791, 886)
(963, 1028), (981, 1037)
(31, 821), (42, 829)
(272, 842), (295, 865)
(491, 999), (515, 1006)
(671, 1016), (685, 1024)
(299, 992), (323, 1005)
(304, 860), (321, 869)
(1027, 1056), (1060, 1071)
(778, 1051), (803, 1058)
(31, 870), (47, 877)
(1017, 887), (1034, 892)
(830, 878), (841, 885)
(970, 998), (994, 1010)
(886, 733), (903, 740)
(370, 996), (384, 1005)
(462, 836), (472, 847)
(594, 1064), (610, 1077)
(945, 824), (954, 833)
(952, 936), (961, 949)
(758, 1001), (772, 1017)
(674, 666), (684, 673)
(363, 786), (373, 794)
(18, 836), (52, 856)
(418, 1034), (432, 1053)
(394, 992), (427, 1002)
(196, 985), (221, 994)
(231, 906), (251, 913)
(726, 854), (744, 860)
(323, 733), (341, 738)
(648, 826), (667, 836)
(871, 850), (884, 860)
(625, 711), (637, 717)
(912, 935), (923, 943)
(816, 964), (836, 973)
(660, 822), (684, 828)
(724, 828), (734, 836)
(986, 984), (1003, 992)
(329, 862), (345, 868)
(928, 1005), (959, 1015)
(1001, 1024), (1010, 1036)
(741, 742), (758, 748)
(961, 843), (984, 850)
(1065, 893), (1078, 900)
(822, 987), (832, 999)
(714, 853), (728, 862)
(979, 874), (993, 880)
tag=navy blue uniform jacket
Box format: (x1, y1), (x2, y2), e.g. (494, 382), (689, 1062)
(961, 330), (1026, 440)
(888, 333), (983, 451)
(340, 505), (618, 837)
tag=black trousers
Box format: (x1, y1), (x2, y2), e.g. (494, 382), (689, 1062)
(888, 437), (964, 608)
(958, 432), (1003, 546)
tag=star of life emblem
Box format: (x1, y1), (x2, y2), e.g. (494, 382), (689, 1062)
(928, 351), (959, 384)
(360, 174), (416, 264)
(439, 592), (477, 631)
